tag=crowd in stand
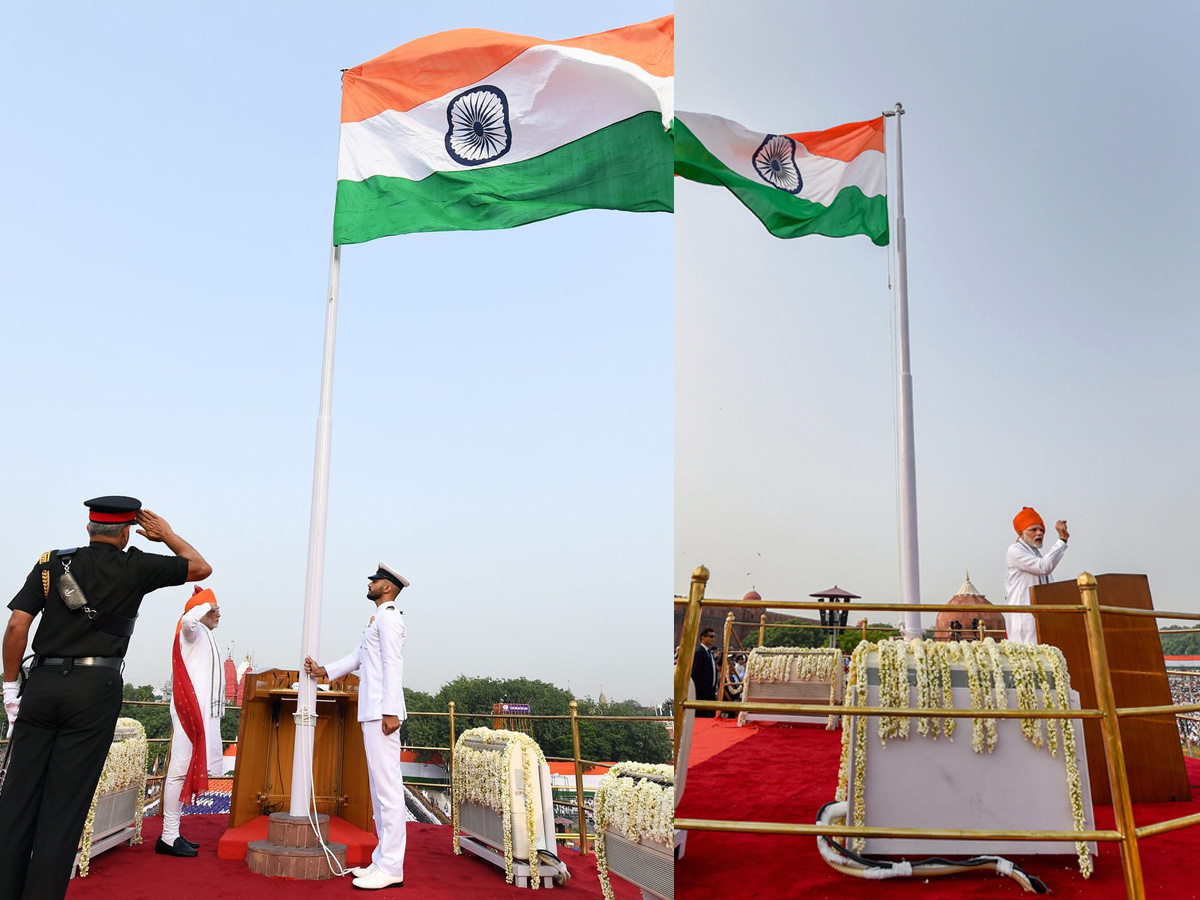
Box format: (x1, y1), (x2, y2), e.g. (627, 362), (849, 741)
(1168, 672), (1200, 745)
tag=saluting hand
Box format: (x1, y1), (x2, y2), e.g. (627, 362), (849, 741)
(134, 509), (175, 543)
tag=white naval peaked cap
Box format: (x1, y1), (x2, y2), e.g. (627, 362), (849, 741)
(369, 562), (410, 591)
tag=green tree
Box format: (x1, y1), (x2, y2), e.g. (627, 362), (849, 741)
(760, 622), (827, 649)
(1161, 627), (1200, 656)
(401, 676), (670, 767)
(120, 683), (172, 742)
(574, 698), (671, 765)
(399, 686), (439, 752)
(221, 708), (241, 744)
(403, 676), (574, 763)
(839, 624), (897, 655)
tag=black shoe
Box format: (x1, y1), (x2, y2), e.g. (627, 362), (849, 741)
(155, 836), (198, 857)
(181, 836), (200, 850)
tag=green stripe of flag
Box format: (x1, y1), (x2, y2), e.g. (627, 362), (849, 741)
(673, 118), (888, 246)
(334, 112), (673, 244)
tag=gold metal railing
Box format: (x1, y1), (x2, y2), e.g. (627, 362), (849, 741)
(673, 565), (1200, 900)
(0, 696), (668, 857)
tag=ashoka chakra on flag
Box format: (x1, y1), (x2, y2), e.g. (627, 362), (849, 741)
(445, 85), (512, 166)
(752, 134), (802, 194)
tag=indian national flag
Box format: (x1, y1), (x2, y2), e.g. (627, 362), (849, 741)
(334, 17), (674, 245)
(674, 111), (888, 246)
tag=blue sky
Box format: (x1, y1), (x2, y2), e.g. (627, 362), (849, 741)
(676, 2), (1200, 628)
(5, 1), (1197, 708)
(1, 3), (672, 705)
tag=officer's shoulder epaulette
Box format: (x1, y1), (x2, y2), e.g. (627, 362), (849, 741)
(39, 550), (54, 599)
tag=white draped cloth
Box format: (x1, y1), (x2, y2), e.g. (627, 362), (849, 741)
(1004, 538), (1068, 644)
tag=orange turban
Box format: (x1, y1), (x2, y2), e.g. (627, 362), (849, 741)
(183, 585), (215, 614)
(176, 586), (215, 636)
(1013, 507), (1044, 534)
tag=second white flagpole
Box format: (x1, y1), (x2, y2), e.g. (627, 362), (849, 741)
(290, 242), (341, 816)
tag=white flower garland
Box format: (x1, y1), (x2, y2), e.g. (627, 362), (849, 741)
(593, 762), (674, 900)
(876, 638), (910, 746)
(451, 727), (548, 887)
(933, 639), (957, 741)
(742, 646), (842, 729)
(834, 639), (1091, 876)
(745, 646), (840, 683)
(78, 717), (148, 877)
(834, 641), (872, 851)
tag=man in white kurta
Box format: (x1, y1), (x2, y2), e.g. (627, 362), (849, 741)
(304, 562), (408, 891)
(159, 587), (225, 856)
(1004, 507), (1070, 644)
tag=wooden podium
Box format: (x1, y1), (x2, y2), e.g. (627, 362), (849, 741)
(229, 668), (372, 831)
(1031, 574), (1190, 805)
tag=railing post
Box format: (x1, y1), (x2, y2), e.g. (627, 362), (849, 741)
(447, 701), (456, 786)
(759, 613), (766, 647)
(674, 566), (708, 763)
(717, 612), (735, 717)
(569, 700), (589, 854)
(1079, 572), (1145, 900)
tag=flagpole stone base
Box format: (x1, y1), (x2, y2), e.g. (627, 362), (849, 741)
(246, 812), (347, 879)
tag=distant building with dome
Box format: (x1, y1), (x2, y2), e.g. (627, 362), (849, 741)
(933, 573), (1005, 642)
(673, 588), (817, 649)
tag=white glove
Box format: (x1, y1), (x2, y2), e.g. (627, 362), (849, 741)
(3, 681), (19, 732)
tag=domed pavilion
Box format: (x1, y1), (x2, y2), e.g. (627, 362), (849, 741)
(933, 573), (1005, 642)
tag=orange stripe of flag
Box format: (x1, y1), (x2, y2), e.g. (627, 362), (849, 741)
(785, 117), (885, 163)
(342, 15), (674, 124)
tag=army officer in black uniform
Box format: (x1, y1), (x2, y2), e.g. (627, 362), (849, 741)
(0, 496), (211, 900)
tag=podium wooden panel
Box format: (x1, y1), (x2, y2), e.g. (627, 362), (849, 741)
(1031, 574), (1190, 805)
(229, 668), (372, 830)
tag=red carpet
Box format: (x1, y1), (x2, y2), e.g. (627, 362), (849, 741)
(685, 715), (759, 767)
(66, 815), (643, 899)
(676, 720), (1200, 899)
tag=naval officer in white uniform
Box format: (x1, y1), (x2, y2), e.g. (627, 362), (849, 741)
(305, 562), (409, 891)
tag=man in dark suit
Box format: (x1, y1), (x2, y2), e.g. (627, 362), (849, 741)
(691, 627), (718, 717)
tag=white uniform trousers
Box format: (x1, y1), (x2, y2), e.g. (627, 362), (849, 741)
(162, 708), (194, 844)
(363, 721), (407, 878)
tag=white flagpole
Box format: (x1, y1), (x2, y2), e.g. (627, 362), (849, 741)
(885, 102), (923, 640)
(289, 242), (341, 816)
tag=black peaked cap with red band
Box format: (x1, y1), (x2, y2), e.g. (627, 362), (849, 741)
(85, 495), (142, 525)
